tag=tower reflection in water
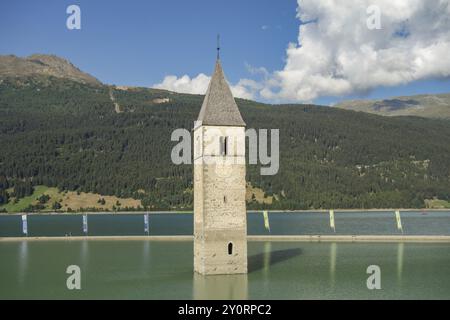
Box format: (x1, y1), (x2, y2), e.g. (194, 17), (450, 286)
(397, 242), (404, 284)
(329, 242), (337, 289)
(193, 273), (248, 300)
(17, 241), (28, 286)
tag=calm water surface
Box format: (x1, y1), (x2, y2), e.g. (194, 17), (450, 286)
(0, 240), (449, 299)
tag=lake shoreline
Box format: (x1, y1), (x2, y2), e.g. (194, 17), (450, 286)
(1, 208), (449, 216)
(2, 235), (450, 243)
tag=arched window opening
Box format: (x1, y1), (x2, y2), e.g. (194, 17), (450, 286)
(228, 242), (233, 255)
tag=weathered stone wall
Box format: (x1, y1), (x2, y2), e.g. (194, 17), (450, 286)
(194, 125), (247, 275)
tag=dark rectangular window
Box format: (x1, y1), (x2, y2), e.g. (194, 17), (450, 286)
(220, 136), (228, 156)
(224, 137), (228, 155)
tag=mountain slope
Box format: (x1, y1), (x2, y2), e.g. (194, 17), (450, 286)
(335, 93), (450, 119)
(1, 56), (450, 210)
(0, 54), (101, 86)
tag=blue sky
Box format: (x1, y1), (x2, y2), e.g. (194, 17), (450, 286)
(0, 0), (449, 105)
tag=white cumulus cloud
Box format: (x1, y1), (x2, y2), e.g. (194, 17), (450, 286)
(154, 0), (450, 103)
(263, 0), (450, 102)
(153, 73), (259, 100)
(153, 73), (210, 95)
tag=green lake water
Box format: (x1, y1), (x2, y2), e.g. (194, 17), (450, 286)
(1, 240), (449, 300)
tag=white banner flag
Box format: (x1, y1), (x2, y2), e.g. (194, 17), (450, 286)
(263, 210), (270, 232)
(82, 214), (88, 235)
(21, 214), (28, 236)
(144, 214), (149, 234)
(329, 210), (336, 232)
(395, 210), (403, 233)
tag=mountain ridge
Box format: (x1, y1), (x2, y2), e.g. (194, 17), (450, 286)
(3, 53), (449, 120)
(0, 54), (102, 86)
(335, 93), (450, 119)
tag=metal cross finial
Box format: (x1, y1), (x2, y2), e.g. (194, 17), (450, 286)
(217, 34), (220, 60)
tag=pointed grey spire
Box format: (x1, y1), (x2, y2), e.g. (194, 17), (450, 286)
(197, 59), (246, 127)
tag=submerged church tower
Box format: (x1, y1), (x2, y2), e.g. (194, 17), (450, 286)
(193, 51), (247, 275)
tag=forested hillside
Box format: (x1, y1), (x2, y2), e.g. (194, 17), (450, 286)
(1, 75), (450, 211)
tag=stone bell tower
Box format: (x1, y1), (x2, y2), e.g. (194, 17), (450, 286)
(193, 52), (247, 275)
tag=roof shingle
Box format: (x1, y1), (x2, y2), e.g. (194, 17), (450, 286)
(197, 59), (246, 127)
